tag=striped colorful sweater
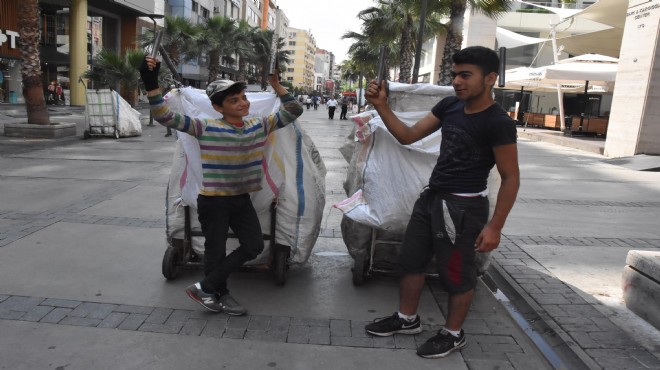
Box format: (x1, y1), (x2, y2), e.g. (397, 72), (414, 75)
(149, 93), (303, 196)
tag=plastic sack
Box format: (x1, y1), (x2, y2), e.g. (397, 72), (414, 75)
(333, 110), (441, 234)
(85, 89), (142, 137)
(164, 87), (326, 265)
(335, 106), (500, 274)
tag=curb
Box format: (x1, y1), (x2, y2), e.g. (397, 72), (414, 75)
(485, 261), (601, 370)
(517, 130), (604, 155)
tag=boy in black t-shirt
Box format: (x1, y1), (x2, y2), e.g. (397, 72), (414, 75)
(363, 46), (520, 359)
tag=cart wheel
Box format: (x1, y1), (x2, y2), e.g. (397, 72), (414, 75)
(83, 130), (90, 139)
(352, 253), (365, 286)
(114, 128), (120, 139)
(274, 245), (289, 286)
(162, 247), (180, 280)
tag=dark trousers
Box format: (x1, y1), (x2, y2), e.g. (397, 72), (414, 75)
(197, 194), (264, 296)
(398, 190), (488, 295)
(340, 105), (348, 119)
(328, 106), (336, 119)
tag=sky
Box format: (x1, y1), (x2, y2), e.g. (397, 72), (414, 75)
(273, 0), (377, 64)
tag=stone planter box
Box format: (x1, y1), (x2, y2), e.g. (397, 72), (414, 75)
(622, 250), (660, 330)
(4, 123), (77, 139)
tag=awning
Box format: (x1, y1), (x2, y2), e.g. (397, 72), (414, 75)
(517, 0), (582, 19)
(556, 28), (623, 58)
(567, 0), (627, 29)
(496, 27), (547, 49)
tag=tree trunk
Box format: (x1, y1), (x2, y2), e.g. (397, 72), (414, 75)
(260, 64), (268, 91)
(237, 58), (247, 82)
(120, 86), (138, 108)
(398, 17), (414, 83)
(207, 50), (220, 83)
(18, 0), (50, 125)
(439, 0), (466, 86)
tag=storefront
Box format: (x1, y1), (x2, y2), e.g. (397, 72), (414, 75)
(1, 0), (154, 105)
(0, 0), (22, 103)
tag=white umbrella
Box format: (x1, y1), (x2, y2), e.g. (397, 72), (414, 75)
(543, 54), (618, 132)
(544, 54), (618, 82)
(501, 64), (614, 92)
(500, 54), (618, 129)
(504, 55), (618, 87)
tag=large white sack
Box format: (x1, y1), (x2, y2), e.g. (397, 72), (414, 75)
(164, 87), (326, 265)
(333, 110), (441, 234)
(335, 106), (501, 274)
(85, 89), (141, 137)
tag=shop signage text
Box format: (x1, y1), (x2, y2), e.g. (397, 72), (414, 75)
(0, 29), (20, 49)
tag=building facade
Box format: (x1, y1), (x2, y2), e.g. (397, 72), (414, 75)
(0, 0), (157, 105)
(213, 0), (242, 20)
(282, 27), (316, 92)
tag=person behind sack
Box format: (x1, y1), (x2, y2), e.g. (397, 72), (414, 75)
(363, 46), (519, 359)
(340, 96), (349, 120)
(139, 56), (303, 316)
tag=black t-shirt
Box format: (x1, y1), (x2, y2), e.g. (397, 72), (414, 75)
(428, 96), (517, 193)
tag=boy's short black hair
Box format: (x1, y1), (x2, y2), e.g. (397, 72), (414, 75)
(452, 46), (500, 77)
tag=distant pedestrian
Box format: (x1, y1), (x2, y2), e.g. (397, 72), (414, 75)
(312, 96), (319, 110)
(47, 82), (56, 104)
(305, 97), (312, 110)
(55, 84), (64, 105)
(326, 97), (337, 119)
(340, 96), (349, 120)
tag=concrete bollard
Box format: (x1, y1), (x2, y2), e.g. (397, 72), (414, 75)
(622, 250), (660, 330)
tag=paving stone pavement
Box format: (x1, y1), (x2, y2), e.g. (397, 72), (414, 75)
(2, 102), (660, 369)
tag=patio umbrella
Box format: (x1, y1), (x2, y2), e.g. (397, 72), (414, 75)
(544, 54), (618, 131)
(544, 54), (618, 82)
(500, 54), (618, 130)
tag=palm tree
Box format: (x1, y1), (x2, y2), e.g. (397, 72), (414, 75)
(136, 16), (197, 83)
(82, 49), (146, 107)
(17, 0), (50, 125)
(340, 60), (361, 90)
(232, 20), (257, 82)
(342, 31), (381, 81)
(194, 16), (237, 83)
(251, 29), (275, 90)
(161, 16), (198, 67)
(356, 0), (446, 83)
(275, 36), (292, 73)
(438, 0), (512, 85)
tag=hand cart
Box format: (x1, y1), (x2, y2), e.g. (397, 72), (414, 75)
(162, 200), (291, 286)
(352, 227), (404, 286)
(83, 89), (121, 139)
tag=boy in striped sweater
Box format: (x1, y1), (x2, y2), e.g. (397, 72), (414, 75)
(140, 56), (303, 315)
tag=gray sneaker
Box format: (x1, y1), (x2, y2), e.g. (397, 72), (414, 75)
(185, 283), (222, 312)
(217, 294), (247, 316)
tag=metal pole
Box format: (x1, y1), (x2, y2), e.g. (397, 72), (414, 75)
(550, 24), (566, 132)
(376, 47), (386, 83)
(358, 72), (363, 112)
(411, 0), (427, 84)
